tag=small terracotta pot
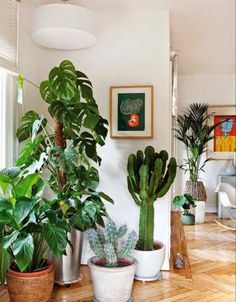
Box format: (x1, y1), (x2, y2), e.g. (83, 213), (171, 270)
(7, 261), (54, 302)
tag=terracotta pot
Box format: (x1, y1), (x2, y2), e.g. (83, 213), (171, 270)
(7, 261), (54, 302)
(131, 241), (165, 281)
(88, 256), (137, 302)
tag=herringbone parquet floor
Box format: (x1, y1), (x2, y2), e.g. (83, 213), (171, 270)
(0, 214), (235, 301)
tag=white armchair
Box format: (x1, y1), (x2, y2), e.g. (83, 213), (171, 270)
(215, 183), (236, 218)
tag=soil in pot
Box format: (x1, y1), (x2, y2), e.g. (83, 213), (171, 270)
(7, 261), (54, 302)
(94, 258), (133, 267)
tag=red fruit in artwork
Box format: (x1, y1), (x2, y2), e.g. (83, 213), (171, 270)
(128, 114), (139, 127)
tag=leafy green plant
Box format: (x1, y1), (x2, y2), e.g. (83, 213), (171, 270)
(87, 218), (137, 267)
(174, 103), (222, 181)
(0, 167), (69, 284)
(172, 194), (196, 215)
(16, 60), (112, 231)
(127, 146), (177, 251)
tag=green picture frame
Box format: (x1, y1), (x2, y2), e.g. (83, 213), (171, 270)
(110, 85), (153, 139)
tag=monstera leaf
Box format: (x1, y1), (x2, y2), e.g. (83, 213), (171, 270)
(48, 60), (77, 101)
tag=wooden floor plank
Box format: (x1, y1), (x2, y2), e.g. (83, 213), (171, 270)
(1, 214), (235, 301)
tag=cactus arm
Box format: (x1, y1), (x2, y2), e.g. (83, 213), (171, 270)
(97, 229), (106, 245)
(136, 150), (144, 167)
(127, 176), (141, 206)
(127, 154), (139, 193)
(104, 243), (118, 267)
(156, 157), (177, 198)
(144, 146), (155, 166)
(139, 164), (149, 200)
(118, 230), (137, 258)
(158, 150), (168, 174)
(149, 159), (163, 195)
(87, 229), (105, 258)
(117, 224), (127, 238)
(105, 219), (118, 248)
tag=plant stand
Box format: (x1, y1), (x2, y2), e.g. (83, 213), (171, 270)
(194, 201), (206, 224)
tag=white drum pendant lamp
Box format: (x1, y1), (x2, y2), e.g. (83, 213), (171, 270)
(32, 2), (97, 50)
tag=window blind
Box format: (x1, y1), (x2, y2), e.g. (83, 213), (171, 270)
(0, 0), (18, 71)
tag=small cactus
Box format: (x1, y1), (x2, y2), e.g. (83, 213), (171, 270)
(87, 218), (137, 267)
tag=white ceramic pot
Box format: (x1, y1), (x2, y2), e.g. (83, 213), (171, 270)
(131, 241), (165, 281)
(88, 256), (137, 302)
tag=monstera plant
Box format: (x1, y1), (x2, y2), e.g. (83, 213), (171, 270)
(16, 60), (112, 284)
(127, 146), (177, 281)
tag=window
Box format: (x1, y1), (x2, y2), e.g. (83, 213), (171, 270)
(0, 0), (19, 71)
(0, 68), (18, 169)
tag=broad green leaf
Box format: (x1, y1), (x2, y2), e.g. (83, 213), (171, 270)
(0, 198), (13, 212)
(0, 239), (11, 284)
(43, 224), (67, 257)
(15, 174), (39, 198)
(0, 211), (13, 224)
(3, 230), (20, 249)
(40, 80), (55, 104)
(48, 60), (77, 101)
(12, 234), (34, 272)
(16, 111), (42, 143)
(98, 192), (114, 203)
(0, 172), (10, 194)
(14, 198), (36, 225)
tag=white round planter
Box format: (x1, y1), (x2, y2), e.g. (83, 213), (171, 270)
(132, 241), (165, 281)
(88, 256), (137, 302)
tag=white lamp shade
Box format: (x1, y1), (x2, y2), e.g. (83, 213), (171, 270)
(32, 4), (97, 50)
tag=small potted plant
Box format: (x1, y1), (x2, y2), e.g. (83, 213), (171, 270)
(172, 194), (196, 225)
(127, 146), (177, 281)
(0, 167), (69, 302)
(87, 218), (137, 302)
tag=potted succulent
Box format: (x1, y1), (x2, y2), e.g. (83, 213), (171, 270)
(16, 60), (113, 284)
(87, 218), (137, 302)
(0, 167), (69, 302)
(172, 194), (196, 225)
(127, 146), (177, 281)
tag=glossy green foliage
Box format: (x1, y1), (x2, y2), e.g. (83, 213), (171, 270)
(0, 167), (69, 283)
(172, 194), (196, 215)
(87, 219), (137, 267)
(127, 146), (177, 251)
(16, 60), (112, 232)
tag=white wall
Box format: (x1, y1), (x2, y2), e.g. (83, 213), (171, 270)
(19, 5), (172, 269)
(177, 74), (235, 212)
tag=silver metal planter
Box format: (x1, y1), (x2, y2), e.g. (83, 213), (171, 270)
(53, 228), (83, 285)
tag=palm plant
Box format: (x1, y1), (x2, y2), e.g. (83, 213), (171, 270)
(16, 60), (112, 231)
(175, 103), (220, 181)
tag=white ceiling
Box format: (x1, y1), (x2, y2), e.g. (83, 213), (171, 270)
(33, 0), (235, 75)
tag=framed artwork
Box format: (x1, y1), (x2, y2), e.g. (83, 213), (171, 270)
(206, 105), (236, 160)
(110, 85), (153, 138)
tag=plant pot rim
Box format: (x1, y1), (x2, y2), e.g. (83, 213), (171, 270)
(182, 213), (195, 217)
(134, 240), (165, 253)
(8, 260), (53, 278)
(88, 256), (137, 272)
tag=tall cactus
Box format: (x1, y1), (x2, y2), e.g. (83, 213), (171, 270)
(127, 146), (177, 251)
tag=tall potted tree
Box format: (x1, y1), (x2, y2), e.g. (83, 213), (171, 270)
(127, 146), (177, 281)
(16, 60), (113, 284)
(174, 103), (221, 223)
(0, 167), (69, 302)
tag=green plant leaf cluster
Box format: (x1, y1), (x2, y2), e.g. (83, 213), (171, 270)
(127, 146), (177, 251)
(0, 168), (69, 283)
(172, 194), (196, 215)
(87, 219), (137, 267)
(174, 103), (223, 181)
(16, 60), (112, 232)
